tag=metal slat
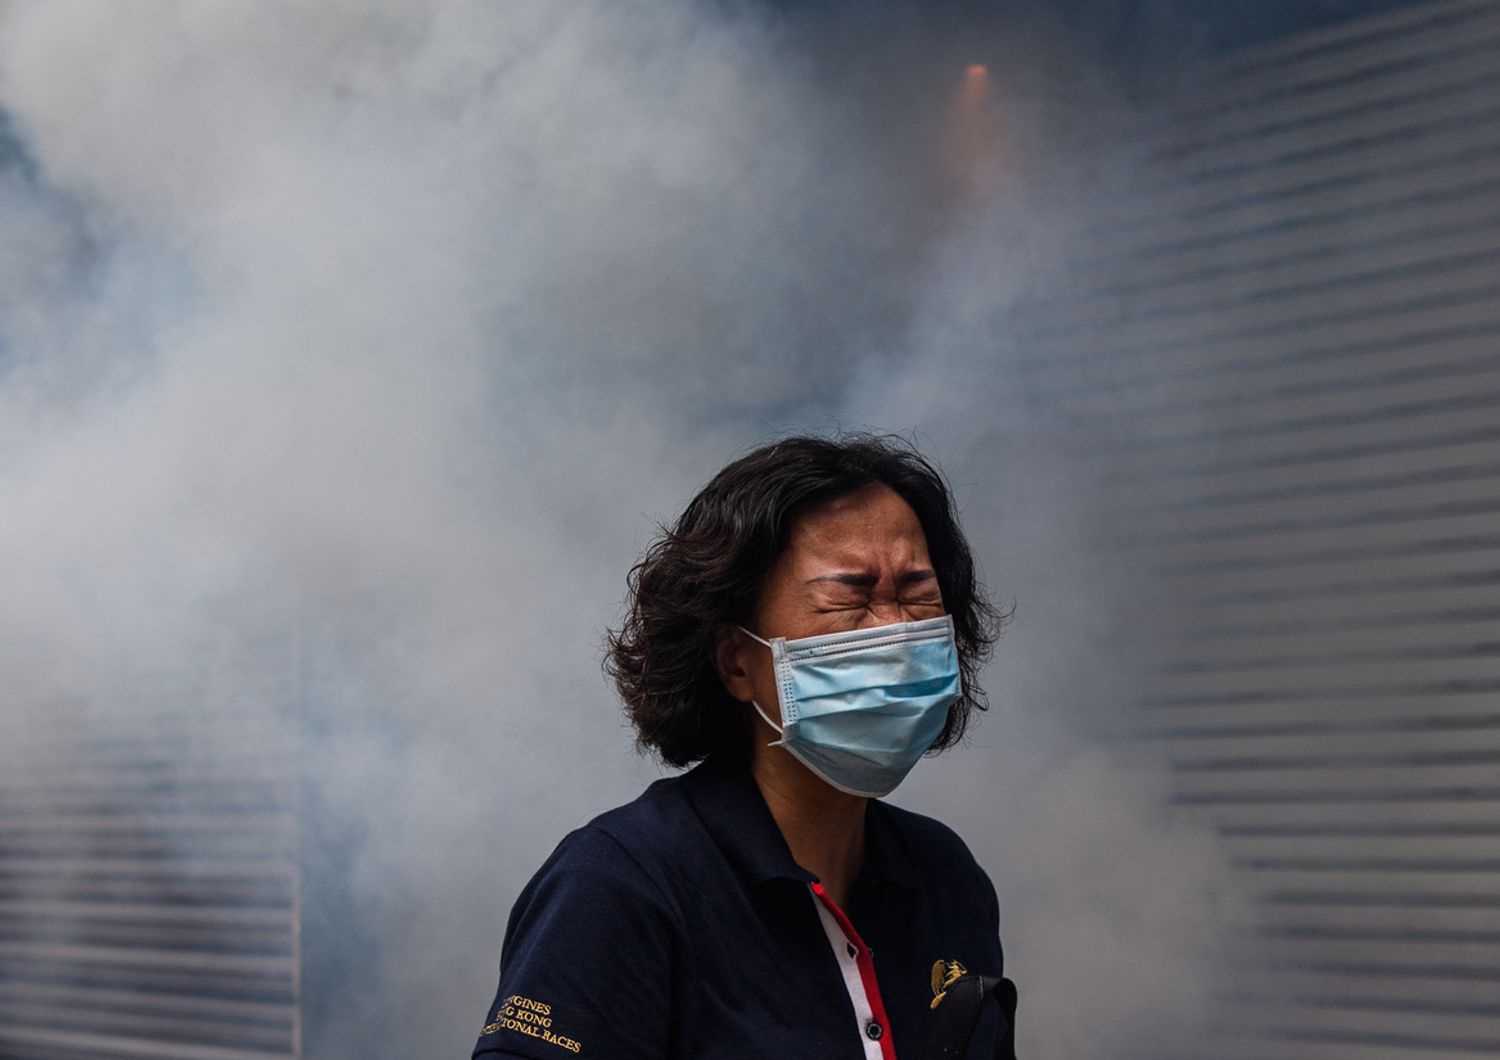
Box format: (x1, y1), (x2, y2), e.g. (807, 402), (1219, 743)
(1231, 994), (1500, 1048)
(1144, 698), (1500, 737)
(1014, 282), (1500, 403)
(0, 1023), (289, 1060)
(1221, 834), (1500, 868)
(1142, 715), (1500, 756)
(1023, 260), (1500, 374)
(1157, 54), (1500, 189)
(1217, 965), (1500, 1011)
(0, 831), (295, 860)
(0, 635), (300, 1056)
(1147, 568), (1500, 625)
(1089, 123), (1500, 259)
(1239, 1026), (1500, 1059)
(1056, 185), (1500, 304)
(1082, 361), (1500, 456)
(0, 981), (293, 1025)
(1156, 543), (1500, 602)
(1250, 901), (1500, 936)
(1038, 233), (1500, 371)
(0, 917), (294, 956)
(0, 900), (293, 926)
(1144, 654), (1500, 703)
(1128, 466), (1500, 542)
(1209, 1039), (1499, 1060)
(1115, 444), (1500, 518)
(1153, 623), (1500, 671)
(1146, 2), (1499, 142)
(1179, 800), (1500, 829)
(1174, 563), (1500, 610)
(1048, 314), (1500, 421)
(0, 756), (300, 787)
(0, 857), (297, 880)
(0, 959), (296, 1006)
(1214, 0), (1492, 78)
(0, 941), (297, 975)
(1173, 763), (1500, 801)
(1115, 73), (1500, 245)
(0, 878), (294, 909)
(1130, 506), (1500, 569)
(0, 786), (296, 817)
(0, 997), (294, 1054)
(1134, 54), (1500, 208)
(1080, 171), (1500, 293)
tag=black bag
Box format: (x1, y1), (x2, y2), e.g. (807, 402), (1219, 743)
(914, 972), (1018, 1060)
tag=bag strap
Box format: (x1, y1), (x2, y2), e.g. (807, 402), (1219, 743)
(914, 973), (1018, 1060)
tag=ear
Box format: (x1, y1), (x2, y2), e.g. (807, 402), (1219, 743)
(714, 626), (756, 703)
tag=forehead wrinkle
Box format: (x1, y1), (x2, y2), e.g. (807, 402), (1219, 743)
(789, 532), (930, 583)
(777, 485), (934, 586)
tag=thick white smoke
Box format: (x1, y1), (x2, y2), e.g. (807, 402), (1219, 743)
(0, 2), (1244, 1055)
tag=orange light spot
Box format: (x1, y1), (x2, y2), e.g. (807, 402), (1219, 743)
(960, 63), (989, 107)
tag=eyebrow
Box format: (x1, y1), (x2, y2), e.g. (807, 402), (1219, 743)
(807, 569), (938, 588)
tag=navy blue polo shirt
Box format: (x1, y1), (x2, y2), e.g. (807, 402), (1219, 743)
(472, 757), (1013, 1059)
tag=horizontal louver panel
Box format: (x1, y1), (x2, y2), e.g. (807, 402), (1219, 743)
(1014, 1), (1500, 1054)
(0, 638), (300, 1057)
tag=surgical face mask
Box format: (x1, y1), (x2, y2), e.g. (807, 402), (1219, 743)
(737, 615), (961, 798)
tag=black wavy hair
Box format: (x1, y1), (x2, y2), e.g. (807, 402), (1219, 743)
(605, 432), (1006, 768)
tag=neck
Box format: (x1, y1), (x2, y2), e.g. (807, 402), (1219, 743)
(750, 744), (868, 909)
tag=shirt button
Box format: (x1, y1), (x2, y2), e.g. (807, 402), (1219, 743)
(866, 1021), (883, 1041)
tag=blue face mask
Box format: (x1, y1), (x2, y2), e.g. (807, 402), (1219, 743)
(738, 615), (962, 798)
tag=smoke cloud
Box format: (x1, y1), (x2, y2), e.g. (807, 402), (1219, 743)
(0, 2), (1245, 1055)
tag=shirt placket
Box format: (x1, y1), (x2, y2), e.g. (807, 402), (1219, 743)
(808, 882), (898, 1060)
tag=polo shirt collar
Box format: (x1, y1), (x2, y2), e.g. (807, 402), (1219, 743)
(865, 799), (920, 890)
(682, 757), (919, 891)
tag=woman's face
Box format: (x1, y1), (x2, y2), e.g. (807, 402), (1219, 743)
(717, 483), (946, 728)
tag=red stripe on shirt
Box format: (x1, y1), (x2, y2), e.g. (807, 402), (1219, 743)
(810, 881), (898, 1060)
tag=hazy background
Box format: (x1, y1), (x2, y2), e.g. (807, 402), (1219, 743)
(0, 1), (1417, 1056)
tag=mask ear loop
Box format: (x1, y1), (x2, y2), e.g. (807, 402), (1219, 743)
(738, 627), (788, 745)
(750, 699), (785, 739)
(738, 626), (772, 648)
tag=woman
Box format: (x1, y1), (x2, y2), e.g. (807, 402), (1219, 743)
(472, 434), (1016, 1059)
